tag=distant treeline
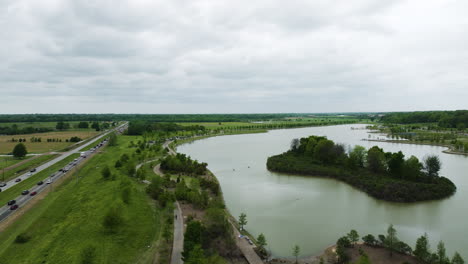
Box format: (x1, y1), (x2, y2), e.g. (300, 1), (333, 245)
(267, 135), (456, 202)
(0, 113), (366, 123)
(381, 110), (468, 129)
(127, 121), (205, 135)
(0, 126), (53, 135)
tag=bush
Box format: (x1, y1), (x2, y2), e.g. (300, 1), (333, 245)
(80, 245), (97, 264)
(14, 233), (31, 243)
(103, 206), (124, 233)
(101, 166), (111, 180)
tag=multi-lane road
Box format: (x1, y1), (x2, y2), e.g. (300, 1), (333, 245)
(0, 123), (127, 222)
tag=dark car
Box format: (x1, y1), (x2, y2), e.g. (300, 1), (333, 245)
(10, 204), (19, 210)
(37, 181), (44, 185)
(30, 168), (37, 172)
(7, 200), (16, 206)
(21, 190), (30, 195)
(0, 182), (6, 187)
(15, 178), (22, 182)
(30, 191), (37, 196)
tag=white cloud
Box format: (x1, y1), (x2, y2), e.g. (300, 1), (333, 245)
(0, 0), (467, 113)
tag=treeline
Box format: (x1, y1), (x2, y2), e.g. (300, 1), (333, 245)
(267, 136), (456, 202)
(381, 111), (468, 129)
(160, 153), (208, 175)
(0, 125), (52, 135)
(335, 225), (464, 264)
(127, 121), (205, 135)
(0, 113), (363, 123)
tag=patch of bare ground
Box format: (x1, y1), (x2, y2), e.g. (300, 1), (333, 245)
(346, 245), (419, 264)
(179, 201), (206, 227)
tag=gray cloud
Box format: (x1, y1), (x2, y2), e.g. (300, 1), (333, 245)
(1, 0), (467, 113)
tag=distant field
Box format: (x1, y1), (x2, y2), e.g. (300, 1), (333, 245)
(0, 131), (99, 154)
(0, 136), (160, 263)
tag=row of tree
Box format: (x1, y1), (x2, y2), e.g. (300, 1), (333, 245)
(160, 153), (208, 175)
(380, 110), (468, 129)
(336, 226), (464, 264)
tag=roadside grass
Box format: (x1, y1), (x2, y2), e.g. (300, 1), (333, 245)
(0, 154), (78, 206)
(0, 157), (24, 170)
(0, 131), (100, 154)
(0, 154), (59, 182)
(0, 135), (161, 264)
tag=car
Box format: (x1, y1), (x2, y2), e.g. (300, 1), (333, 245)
(27, 172), (32, 176)
(30, 191), (37, 196)
(15, 178), (22, 182)
(37, 181), (44, 185)
(0, 182), (7, 187)
(10, 204), (18, 210)
(46, 179), (52, 184)
(7, 200), (16, 206)
(21, 190), (30, 195)
(74, 159), (78, 162)
(0, 188), (2, 192)
(30, 168), (37, 172)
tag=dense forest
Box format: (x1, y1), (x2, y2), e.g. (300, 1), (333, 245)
(380, 110), (468, 129)
(267, 136), (456, 202)
(0, 113), (365, 123)
(126, 121), (205, 135)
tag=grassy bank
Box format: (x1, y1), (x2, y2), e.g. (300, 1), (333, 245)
(0, 135), (161, 264)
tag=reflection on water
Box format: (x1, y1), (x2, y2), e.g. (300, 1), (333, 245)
(178, 124), (468, 258)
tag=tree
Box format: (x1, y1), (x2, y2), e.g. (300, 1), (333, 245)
(185, 244), (207, 264)
(424, 155), (441, 177)
(437, 241), (450, 264)
(257, 233), (267, 249)
(349, 145), (367, 169)
(347, 230), (359, 247)
(336, 244), (349, 264)
(386, 224), (398, 257)
(12, 143), (28, 158)
(414, 233), (431, 262)
(102, 206), (124, 233)
(292, 245), (300, 264)
(367, 146), (386, 173)
(91, 122), (100, 131)
(238, 213), (247, 231)
(452, 252), (465, 264)
(101, 166), (111, 180)
(108, 132), (118, 146)
(388, 151), (405, 176)
(403, 156), (423, 180)
(182, 221), (205, 261)
(56, 121), (70, 130)
(78, 121), (89, 129)
(362, 234), (377, 246)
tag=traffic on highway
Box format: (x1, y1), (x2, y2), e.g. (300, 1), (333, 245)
(0, 123), (127, 223)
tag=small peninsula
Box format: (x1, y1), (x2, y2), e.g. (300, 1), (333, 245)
(266, 135), (456, 202)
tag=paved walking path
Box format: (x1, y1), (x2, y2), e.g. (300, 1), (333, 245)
(230, 222), (264, 264)
(171, 201), (184, 264)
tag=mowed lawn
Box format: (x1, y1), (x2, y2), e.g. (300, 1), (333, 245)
(0, 130), (100, 154)
(0, 136), (161, 264)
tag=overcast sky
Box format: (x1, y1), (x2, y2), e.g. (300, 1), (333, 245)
(1, 0), (467, 114)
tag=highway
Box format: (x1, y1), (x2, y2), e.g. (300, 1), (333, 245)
(0, 123), (127, 223)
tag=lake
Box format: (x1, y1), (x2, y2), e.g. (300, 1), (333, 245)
(178, 124), (468, 259)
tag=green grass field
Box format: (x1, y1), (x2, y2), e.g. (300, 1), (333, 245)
(0, 154), (59, 182)
(0, 157), (24, 170)
(0, 135), (161, 264)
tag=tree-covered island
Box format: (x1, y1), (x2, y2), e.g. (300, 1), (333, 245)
(266, 136), (456, 202)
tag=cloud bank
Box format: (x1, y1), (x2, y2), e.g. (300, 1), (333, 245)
(1, 0), (467, 113)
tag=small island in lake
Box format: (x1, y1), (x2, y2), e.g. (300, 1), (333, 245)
(266, 135), (456, 202)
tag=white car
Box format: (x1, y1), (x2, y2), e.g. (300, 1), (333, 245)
(46, 179), (52, 184)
